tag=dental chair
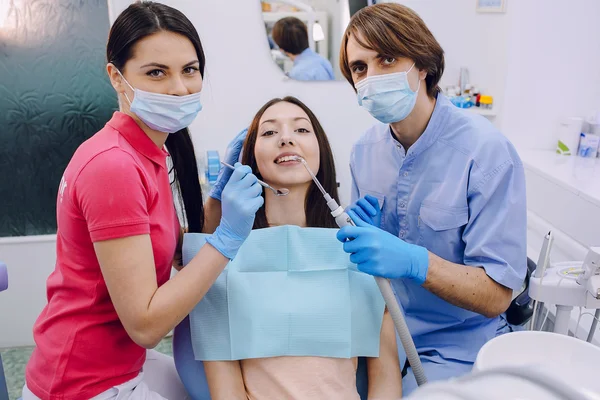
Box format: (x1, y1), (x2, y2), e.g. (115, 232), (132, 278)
(1, 261), (9, 400)
(505, 257), (537, 326)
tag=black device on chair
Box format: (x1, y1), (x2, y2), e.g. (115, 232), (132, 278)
(505, 257), (537, 326)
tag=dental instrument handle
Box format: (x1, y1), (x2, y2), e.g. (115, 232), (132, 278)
(298, 155), (427, 386)
(298, 157), (328, 197)
(374, 276), (427, 386)
(221, 161), (269, 189)
(531, 231), (554, 331)
(334, 206), (427, 386)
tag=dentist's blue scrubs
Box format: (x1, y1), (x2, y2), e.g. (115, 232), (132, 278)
(350, 93), (527, 395)
(288, 48), (335, 81)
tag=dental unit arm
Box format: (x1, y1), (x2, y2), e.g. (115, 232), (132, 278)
(576, 247), (600, 300)
(296, 157), (428, 387)
(529, 245), (600, 339)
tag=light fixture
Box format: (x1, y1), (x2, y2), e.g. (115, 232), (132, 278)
(312, 22), (325, 42)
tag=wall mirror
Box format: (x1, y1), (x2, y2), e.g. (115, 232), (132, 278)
(260, 0), (373, 82)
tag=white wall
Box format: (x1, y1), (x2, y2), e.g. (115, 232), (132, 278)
(500, 0), (600, 150)
(0, 236), (56, 347)
(387, 0), (600, 149)
(386, 0), (510, 128)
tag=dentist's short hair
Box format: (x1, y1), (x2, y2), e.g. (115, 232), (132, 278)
(272, 17), (309, 55)
(339, 3), (445, 98)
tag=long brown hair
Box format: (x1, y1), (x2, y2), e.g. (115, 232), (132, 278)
(241, 97), (339, 229)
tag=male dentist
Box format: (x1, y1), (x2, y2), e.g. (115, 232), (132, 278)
(335, 3), (527, 395)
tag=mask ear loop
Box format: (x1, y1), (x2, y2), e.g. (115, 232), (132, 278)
(407, 63), (421, 94)
(112, 65), (135, 105)
(412, 77), (422, 94)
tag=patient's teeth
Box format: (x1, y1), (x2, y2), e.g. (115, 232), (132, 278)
(276, 155), (300, 163)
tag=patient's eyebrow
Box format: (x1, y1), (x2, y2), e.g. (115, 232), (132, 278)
(260, 119), (277, 126)
(260, 116), (310, 126)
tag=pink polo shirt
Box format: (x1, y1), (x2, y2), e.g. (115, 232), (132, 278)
(26, 112), (179, 400)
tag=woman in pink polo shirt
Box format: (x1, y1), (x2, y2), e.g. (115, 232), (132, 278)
(23, 2), (263, 399)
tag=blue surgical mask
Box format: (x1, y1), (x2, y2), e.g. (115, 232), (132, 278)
(117, 69), (202, 133)
(355, 63), (420, 124)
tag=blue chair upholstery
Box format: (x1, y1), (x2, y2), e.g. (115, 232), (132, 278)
(0, 261), (9, 400)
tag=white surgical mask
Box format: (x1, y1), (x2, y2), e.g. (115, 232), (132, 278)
(355, 63), (420, 124)
(117, 69), (202, 133)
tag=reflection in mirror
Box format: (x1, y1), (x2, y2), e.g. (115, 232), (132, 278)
(260, 1), (373, 82)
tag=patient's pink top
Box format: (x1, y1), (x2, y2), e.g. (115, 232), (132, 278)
(241, 356), (360, 400)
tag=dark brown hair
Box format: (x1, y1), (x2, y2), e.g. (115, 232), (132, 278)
(272, 17), (309, 55)
(339, 3), (445, 98)
(241, 97), (339, 229)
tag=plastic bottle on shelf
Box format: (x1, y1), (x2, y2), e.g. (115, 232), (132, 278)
(577, 120), (600, 158)
(464, 84), (472, 95)
(459, 67), (469, 95)
(206, 151), (221, 186)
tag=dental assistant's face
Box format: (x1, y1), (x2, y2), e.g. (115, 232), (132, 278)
(254, 102), (320, 189)
(107, 31), (203, 108)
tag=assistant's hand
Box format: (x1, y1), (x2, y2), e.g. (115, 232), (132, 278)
(348, 194), (382, 227)
(337, 210), (429, 284)
(209, 128), (248, 201)
(206, 163), (264, 259)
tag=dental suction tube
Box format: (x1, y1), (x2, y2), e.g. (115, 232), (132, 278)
(296, 157), (428, 387)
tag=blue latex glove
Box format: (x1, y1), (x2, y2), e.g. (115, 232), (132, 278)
(336, 210), (430, 284)
(348, 195), (382, 227)
(206, 163), (264, 259)
(209, 128), (248, 201)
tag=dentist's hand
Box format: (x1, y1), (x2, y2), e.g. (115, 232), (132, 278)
(348, 194), (382, 227)
(209, 128), (248, 201)
(337, 210), (429, 284)
(206, 163), (263, 259)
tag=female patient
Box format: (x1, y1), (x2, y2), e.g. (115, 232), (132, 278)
(175, 96), (402, 399)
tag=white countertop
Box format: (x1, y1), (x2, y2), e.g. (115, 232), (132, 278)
(519, 149), (600, 207)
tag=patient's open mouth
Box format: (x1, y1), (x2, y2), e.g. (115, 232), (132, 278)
(274, 154), (303, 165)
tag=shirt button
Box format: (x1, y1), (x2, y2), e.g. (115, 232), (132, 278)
(400, 231), (406, 238)
(400, 202), (406, 208)
(403, 172), (409, 177)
